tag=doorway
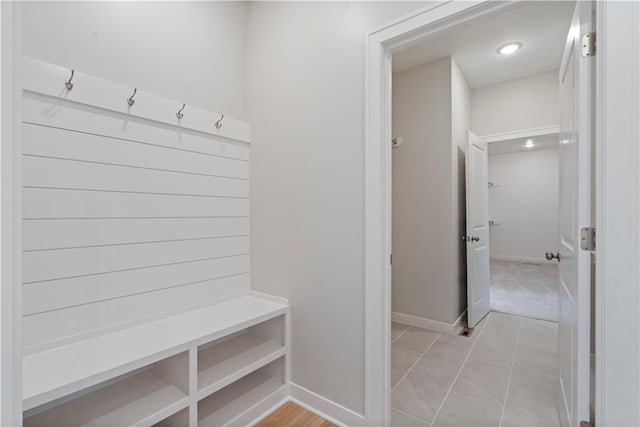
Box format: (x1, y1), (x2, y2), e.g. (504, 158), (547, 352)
(487, 133), (561, 322)
(386, 1), (577, 425)
(364, 1), (640, 425)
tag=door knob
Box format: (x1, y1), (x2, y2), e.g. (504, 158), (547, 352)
(471, 236), (480, 242)
(545, 251), (561, 262)
(463, 235), (480, 242)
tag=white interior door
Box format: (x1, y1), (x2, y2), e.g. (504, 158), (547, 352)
(556, 2), (593, 425)
(466, 131), (490, 327)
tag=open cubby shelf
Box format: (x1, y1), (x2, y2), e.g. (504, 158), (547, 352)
(24, 353), (189, 427)
(198, 316), (286, 399)
(23, 293), (290, 427)
(152, 408), (189, 427)
(198, 360), (286, 427)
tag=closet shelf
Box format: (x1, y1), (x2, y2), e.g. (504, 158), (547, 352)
(197, 334), (285, 399)
(23, 293), (289, 411)
(23, 367), (188, 427)
(198, 371), (286, 426)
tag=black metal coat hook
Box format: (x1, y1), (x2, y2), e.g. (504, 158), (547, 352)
(215, 114), (224, 129)
(177, 104), (186, 120)
(127, 88), (137, 106)
(65, 69), (75, 91)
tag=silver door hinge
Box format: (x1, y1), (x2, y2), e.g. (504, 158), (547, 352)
(580, 227), (596, 251)
(582, 32), (596, 57)
(390, 254), (392, 265)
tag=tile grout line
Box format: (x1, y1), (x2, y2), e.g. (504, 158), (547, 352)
(498, 316), (524, 427)
(467, 355), (513, 369)
(508, 377), (556, 390)
(390, 330), (442, 395)
(391, 325), (410, 344)
(429, 314), (490, 424)
(445, 389), (503, 409)
(391, 407), (431, 426)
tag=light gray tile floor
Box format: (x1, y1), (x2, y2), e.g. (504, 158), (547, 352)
(390, 313), (560, 426)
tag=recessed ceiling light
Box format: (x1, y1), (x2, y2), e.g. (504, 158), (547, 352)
(525, 139), (534, 149)
(498, 42), (522, 56)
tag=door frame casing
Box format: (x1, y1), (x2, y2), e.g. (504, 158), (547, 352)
(364, 1), (640, 426)
(364, 2), (517, 424)
(595, 1), (640, 425)
(364, 3), (507, 424)
(0, 1), (23, 425)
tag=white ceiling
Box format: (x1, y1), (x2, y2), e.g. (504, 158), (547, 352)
(392, 1), (575, 89)
(488, 134), (559, 155)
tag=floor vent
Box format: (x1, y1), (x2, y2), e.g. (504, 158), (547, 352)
(460, 327), (474, 337)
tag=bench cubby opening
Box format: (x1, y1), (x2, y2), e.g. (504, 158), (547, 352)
(153, 407), (190, 427)
(198, 357), (286, 426)
(24, 351), (189, 427)
(197, 314), (285, 397)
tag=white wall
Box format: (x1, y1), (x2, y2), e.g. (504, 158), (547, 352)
(391, 58), (454, 324)
(246, 1), (428, 416)
(488, 147), (559, 263)
(471, 70), (559, 136)
(391, 57), (469, 326)
(22, 1), (248, 120)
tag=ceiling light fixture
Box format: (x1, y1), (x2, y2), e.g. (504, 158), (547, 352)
(498, 42), (522, 56)
(525, 139), (535, 149)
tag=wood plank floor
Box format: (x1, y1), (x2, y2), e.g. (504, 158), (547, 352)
(256, 402), (334, 427)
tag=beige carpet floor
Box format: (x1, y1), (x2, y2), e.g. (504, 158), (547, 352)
(490, 260), (559, 322)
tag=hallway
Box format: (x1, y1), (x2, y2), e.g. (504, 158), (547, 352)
(391, 312), (559, 426)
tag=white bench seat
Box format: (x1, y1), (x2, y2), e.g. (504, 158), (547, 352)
(23, 293), (289, 412)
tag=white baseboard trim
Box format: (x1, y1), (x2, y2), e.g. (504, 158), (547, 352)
(490, 255), (556, 265)
(289, 382), (365, 426)
(453, 311), (466, 334)
(392, 311), (466, 335)
(244, 393), (289, 426)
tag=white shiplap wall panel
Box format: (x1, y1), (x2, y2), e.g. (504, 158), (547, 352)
(23, 124), (249, 180)
(24, 254), (250, 315)
(23, 155), (250, 198)
(23, 236), (250, 284)
(24, 188), (249, 219)
(23, 218), (249, 251)
(23, 274), (250, 352)
(23, 59), (252, 352)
